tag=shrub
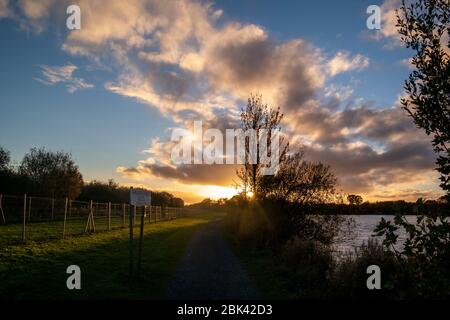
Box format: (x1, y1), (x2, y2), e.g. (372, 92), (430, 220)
(329, 239), (398, 299)
(281, 237), (334, 297)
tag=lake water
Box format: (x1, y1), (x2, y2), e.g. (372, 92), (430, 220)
(334, 215), (418, 255)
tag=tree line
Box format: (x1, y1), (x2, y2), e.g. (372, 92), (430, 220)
(0, 146), (184, 207)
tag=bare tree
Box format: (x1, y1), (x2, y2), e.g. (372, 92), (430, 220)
(236, 94), (288, 198)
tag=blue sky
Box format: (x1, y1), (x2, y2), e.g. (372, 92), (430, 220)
(0, 0), (443, 202)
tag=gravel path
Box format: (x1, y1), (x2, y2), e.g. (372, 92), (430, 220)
(166, 218), (259, 299)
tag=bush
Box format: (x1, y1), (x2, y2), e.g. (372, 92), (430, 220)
(281, 237), (334, 298)
(329, 239), (398, 299)
(374, 213), (450, 299)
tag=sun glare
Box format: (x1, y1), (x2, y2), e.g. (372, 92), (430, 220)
(196, 185), (238, 200)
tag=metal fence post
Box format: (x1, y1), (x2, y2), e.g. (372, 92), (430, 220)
(22, 194), (27, 242)
(63, 198), (68, 239)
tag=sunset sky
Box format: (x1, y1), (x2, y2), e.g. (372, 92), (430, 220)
(0, 0), (444, 203)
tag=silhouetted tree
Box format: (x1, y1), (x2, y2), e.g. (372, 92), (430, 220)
(78, 179), (129, 202)
(347, 194), (363, 205)
(397, 0), (450, 198)
(236, 94), (288, 198)
(260, 152), (337, 204)
(0, 147), (10, 172)
(19, 147), (83, 199)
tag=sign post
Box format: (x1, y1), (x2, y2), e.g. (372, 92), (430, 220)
(129, 187), (151, 277)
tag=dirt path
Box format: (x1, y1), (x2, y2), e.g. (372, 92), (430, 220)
(166, 218), (259, 299)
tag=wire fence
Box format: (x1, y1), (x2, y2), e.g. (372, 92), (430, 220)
(0, 193), (185, 246)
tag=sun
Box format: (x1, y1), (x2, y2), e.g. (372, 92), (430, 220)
(196, 185), (238, 200)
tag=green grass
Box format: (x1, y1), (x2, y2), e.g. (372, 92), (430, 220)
(0, 214), (168, 246)
(0, 213), (215, 299)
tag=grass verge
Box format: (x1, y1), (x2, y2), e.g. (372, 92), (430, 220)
(0, 213), (214, 299)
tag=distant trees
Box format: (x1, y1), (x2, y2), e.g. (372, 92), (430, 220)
(347, 194), (363, 205)
(0, 146), (184, 207)
(18, 148), (83, 199)
(397, 0), (450, 198)
(78, 179), (128, 203)
(0, 147), (10, 171)
(78, 180), (184, 207)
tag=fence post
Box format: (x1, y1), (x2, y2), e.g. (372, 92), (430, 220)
(63, 198), (68, 239)
(69, 200), (72, 217)
(0, 194), (5, 224)
(22, 194), (27, 242)
(108, 202), (111, 231)
(137, 205), (145, 273)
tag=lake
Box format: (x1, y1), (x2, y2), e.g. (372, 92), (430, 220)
(334, 215), (418, 255)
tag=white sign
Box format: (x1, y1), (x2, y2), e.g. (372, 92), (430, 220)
(130, 189), (151, 206)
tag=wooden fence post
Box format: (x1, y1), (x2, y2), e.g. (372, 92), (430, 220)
(22, 194), (27, 242)
(63, 198), (68, 239)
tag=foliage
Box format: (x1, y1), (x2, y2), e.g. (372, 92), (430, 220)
(374, 212), (450, 298)
(280, 237), (334, 297)
(260, 152), (337, 204)
(347, 194), (363, 205)
(329, 239), (398, 299)
(0, 147), (10, 172)
(397, 0), (450, 196)
(18, 147), (83, 199)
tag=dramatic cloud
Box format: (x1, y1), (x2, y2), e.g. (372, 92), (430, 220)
(35, 64), (94, 93)
(2, 0), (443, 200)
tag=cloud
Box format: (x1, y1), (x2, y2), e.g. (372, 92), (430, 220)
(35, 63), (94, 93)
(368, 0), (449, 54)
(0, 0), (10, 18)
(4, 0), (443, 201)
(327, 52), (369, 76)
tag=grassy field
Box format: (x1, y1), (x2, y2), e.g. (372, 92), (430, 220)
(0, 214), (167, 246)
(0, 213), (215, 299)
